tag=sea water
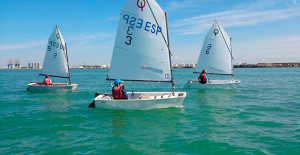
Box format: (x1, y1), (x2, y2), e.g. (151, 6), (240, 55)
(0, 68), (299, 154)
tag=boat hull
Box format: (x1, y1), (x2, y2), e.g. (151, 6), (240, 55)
(94, 92), (186, 110)
(185, 80), (240, 89)
(27, 83), (78, 92)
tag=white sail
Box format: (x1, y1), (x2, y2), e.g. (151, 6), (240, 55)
(195, 21), (233, 75)
(108, 0), (172, 82)
(40, 26), (69, 78)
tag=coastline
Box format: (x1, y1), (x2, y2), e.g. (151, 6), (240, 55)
(234, 63), (300, 68)
(1, 62), (300, 70)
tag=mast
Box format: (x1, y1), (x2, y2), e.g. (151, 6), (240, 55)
(165, 12), (175, 94)
(65, 43), (71, 84)
(230, 37), (234, 78)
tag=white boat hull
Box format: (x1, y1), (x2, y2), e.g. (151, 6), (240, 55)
(27, 82), (78, 92)
(94, 92), (186, 110)
(185, 80), (240, 89)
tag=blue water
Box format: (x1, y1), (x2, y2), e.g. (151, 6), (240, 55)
(0, 68), (299, 154)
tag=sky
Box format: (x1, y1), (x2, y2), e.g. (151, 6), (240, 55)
(0, 0), (300, 67)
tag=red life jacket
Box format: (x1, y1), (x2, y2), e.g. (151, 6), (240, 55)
(200, 73), (207, 83)
(44, 78), (52, 85)
(112, 86), (126, 99)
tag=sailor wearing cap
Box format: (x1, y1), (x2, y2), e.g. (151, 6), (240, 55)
(112, 79), (128, 99)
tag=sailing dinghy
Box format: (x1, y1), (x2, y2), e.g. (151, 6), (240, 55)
(186, 20), (240, 88)
(92, 0), (186, 110)
(27, 26), (78, 92)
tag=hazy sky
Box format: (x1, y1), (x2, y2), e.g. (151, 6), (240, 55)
(0, 0), (299, 67)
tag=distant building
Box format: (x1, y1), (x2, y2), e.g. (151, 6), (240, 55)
(28, 63), (34, 69)
(7, 59), (21, 69)
(172, 64), (178, 68)
(27, 62), (40, 69)
(186, 63), (196, 68)
(178, 63), (185, 68)
(34, 62), (40, 69)
(70, 64), (111, 69)
(14, 59), (21, 68)
(7, 59), (13, 69)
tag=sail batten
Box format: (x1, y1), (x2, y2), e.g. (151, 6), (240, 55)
(108, 0), (172, 82)
(195, 21), (233, 75)
(40, 26), (69, 78)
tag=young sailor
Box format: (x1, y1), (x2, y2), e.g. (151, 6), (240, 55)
(43, 74), (52, 85)
(198, 70), (208, 84)
(112, 79), (128, 99)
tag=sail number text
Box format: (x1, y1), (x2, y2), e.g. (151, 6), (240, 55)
(165, 74), (171, 80)
(48, 41), (64, 58)
(125, 26), (134, 45)
(123, 14), (162, 46)
(205, 44), (212, 54)
(123, 14), (162, 35)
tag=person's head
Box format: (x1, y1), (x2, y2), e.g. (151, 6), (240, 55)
(201, 69), (207, 74)
(114, 79), (123, 86)
(45, 74), (49, 78)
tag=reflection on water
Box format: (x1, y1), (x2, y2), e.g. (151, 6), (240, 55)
(184, 88), (241, 149)
(38, 91), (75, 112)
(111, 111), (127, 137)
(189, 89), (237, 105)
(98, 108), (187, 153)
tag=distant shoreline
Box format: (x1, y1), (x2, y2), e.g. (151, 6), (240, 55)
(1, 66), (300, 70)
(233, 63), (300, 68)
(1, 63), (300, 70)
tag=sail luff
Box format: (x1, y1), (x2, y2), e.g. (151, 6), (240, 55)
(215, 21), (232, 60)
(230, 38), (233, 75)
(145, 0), (172, 56)
(216, 20), (234, 75)
(216, 21), (234, 75)
(65, 43), (71, 84)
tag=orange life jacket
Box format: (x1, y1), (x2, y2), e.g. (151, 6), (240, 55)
(112, 86), (126, 99)
(44, 78), (52, 85)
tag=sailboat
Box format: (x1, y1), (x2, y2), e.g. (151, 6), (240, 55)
(92, 0), (186, 110)
(186, 20), (240, 88)
(27, 26), (78, 91)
